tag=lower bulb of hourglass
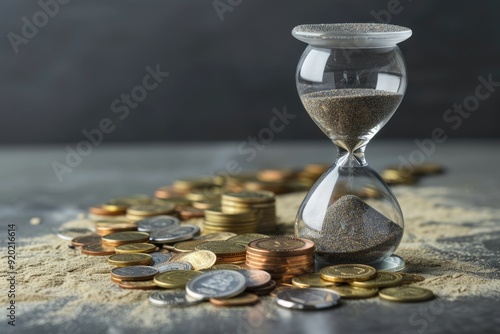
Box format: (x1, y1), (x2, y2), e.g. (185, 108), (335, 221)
(295, 156), (404, 267)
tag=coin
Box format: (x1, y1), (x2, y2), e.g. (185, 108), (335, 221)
(211, 264), (242, 270)
(137, 215), (180, 232)
(114, 243), (156, 254)
(71, 234), (101, 247)
(194, 232), (238, 241)
(222, 191), (275, 203)
(127, 204), (176, 216)
(153, 270), (203, 289)
(226, 233), (270, 246)
(292, 273), (336, 288)
(239, 270), (271, 288)
(246, 279), (277, 296)
(328, 285), (379, 299)
(118, 280), (158, 290)
(95, 221), (138, 235)
(57, 228), (95, 241)
(275, 288), (341, 310)
(107, 253), (153, 267)
(185, 270), (247, 300)
(150, 252), (174, 266)
(399, 273), (426, 284)
(350, 272), (403, 288)
(210, 292), (259, 306)
(411, 163), (445, 176)
(149, 291), (201, 307)
(269, 284), (294, 297)
(155, 261), (192, 273)
(320, 264), (377, 283)
(195, 241), (246, 256)
(177, 206), (205, 219)
(247, 237), (315, 256)
(81, 243), (116, 256)
(102, 232), (150, 246)
(379, 286), (434, 302)
(170, 250), (217, 270)
(89, 205), (125, 216)
(111, 266), (159, 281)
(149, 225), (200, 243)
(173, 240), (208, 252)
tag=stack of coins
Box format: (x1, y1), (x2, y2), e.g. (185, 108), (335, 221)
(245, 237), (315, 283)
(381, 162), (445, 186)
(202, 208), (259, 234)
(221, 191), (277, 233)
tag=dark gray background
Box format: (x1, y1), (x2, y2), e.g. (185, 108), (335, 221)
(1, 0), (499, 144)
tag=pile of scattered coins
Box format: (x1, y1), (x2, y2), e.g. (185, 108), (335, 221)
(56, 163), (444, 310)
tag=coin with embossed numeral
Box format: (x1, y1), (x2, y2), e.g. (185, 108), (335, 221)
(186, 270), (246, 301)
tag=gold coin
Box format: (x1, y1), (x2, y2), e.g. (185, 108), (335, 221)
(210, 292), (259, 306)
(173, 240), (208, 252)
(350, 272), (403, 288)
(81, 243), (116, 256)
(102, 232), (149, 246)
(71, 234), (101, 247)
(192, 200), (220, 210)
(320, 264), (377, 283)
(127, 204), (176, 216)
(170, 250), (217, 270)
(194, 232), (238, 241)
(328, 285), (379, 299)
(153, 270), (202, 288)
(118, 280), (158, 290)
(226, 233), (270, 246)
(195, 241), (247, 256)
(95, 220), (137, 236)
(107, 253), (153, 267)
(210, 264), (242, 270)
(114, 243), (156, 254)
(291, 273), (336, 288)
(399, 273), (426, 284)
(379, 286), (434, 302)
(411, 163), (445, 176)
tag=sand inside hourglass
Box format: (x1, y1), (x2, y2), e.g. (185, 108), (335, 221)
(300, 89), (403, 152)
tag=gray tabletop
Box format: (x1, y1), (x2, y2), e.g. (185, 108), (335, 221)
(1, 140), (500, 334)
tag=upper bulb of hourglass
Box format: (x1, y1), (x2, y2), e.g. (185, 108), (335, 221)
(293, 23), (411, 152)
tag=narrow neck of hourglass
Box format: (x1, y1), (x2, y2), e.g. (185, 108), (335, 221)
(336, 145), (367, 166)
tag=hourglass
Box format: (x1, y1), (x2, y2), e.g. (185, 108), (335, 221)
(292, 23), (412, 270)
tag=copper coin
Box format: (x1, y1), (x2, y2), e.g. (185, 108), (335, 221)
(82, 243), (116, 256)
(89, 205), (124, 216)
(246, 279), (277, 296)
(118, 280), (159, 290)
(177, 206), (205, 220)
(247, 237), (315, 256)
(71, 234), (101, 247)
(111, 276), (122, 284)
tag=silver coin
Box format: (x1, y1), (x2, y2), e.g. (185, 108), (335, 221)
(150, 252), (174, 266)
(111, 266), (159, 280)
(154, 261), (192, 273)
(185, 270), (246, 301)
(275, 288), (341, 310)
(56, 228), (95, 241)
(149, 291), (201, 307)
(149, 225), (200, 243)
(239, 270), (271, 288)
(137, 215), (180, 232)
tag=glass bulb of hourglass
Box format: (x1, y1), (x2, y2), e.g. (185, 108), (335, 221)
(292, 23), (412, 268)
